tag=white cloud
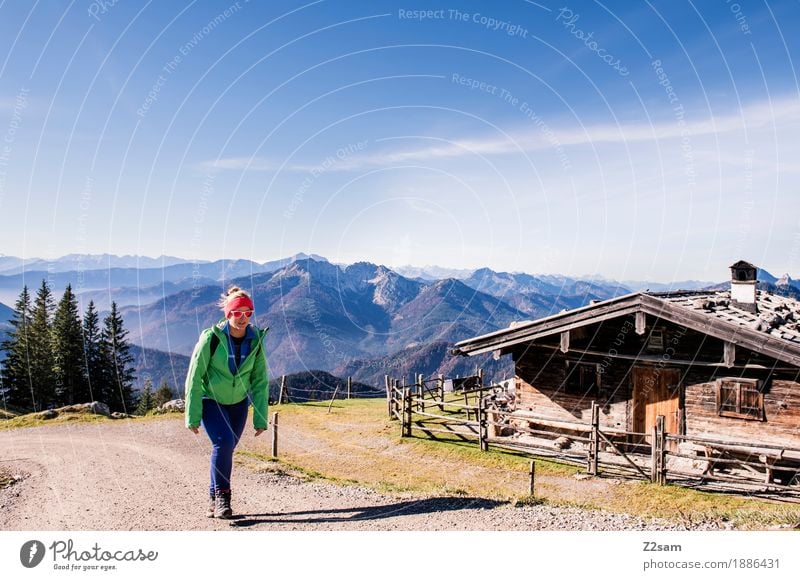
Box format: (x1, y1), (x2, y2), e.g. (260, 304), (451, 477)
(198, 97), (800, 175)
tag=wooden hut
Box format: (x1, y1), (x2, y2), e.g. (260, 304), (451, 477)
(453, 262), (800, 464)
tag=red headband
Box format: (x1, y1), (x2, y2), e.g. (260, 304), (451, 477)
(224, 295), (254, 318)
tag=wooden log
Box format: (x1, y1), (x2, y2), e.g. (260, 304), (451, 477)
(560, 330), (570, 353)
(724, 342), (736, 368)
(635, 311), (646, 335)
(271, 412), (278, 458)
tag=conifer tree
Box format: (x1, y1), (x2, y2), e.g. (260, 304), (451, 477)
(52, 285), (88, 405)
(135, 376), (154, 416)
(27, 280), (56, 411)
(0, 286), (34, 410)
(101, 302), (136, 413)
(153, 380), (174, 409)
(81, 301), (106, 404)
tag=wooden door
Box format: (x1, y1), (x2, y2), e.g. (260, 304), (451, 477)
(632, 367), (681, 442)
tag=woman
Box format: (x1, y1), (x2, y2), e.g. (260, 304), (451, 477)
(185, 287), (269, 519)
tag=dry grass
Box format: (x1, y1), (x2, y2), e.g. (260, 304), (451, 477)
(237, 398), (800, 529)
(0, 410), (113, 430)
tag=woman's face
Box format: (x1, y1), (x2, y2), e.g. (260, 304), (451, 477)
(227, 307), (253, 332)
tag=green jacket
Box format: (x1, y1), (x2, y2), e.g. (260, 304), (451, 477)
(184, 321), (269, 430)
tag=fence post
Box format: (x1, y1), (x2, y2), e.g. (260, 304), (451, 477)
(437, 374), (444, 412)
(478, 395), (488, 452)
(587, 401), (599, 476)
(656, 415), (666, 485)
(650, 424), (658, 483)
(385, 375), (392, 419)
(403, 387), (412, 437)
(278, 375), (287, 405)
(347, 376), (352, 400)
(418, 374), (425, 414)
(270, 412), (279, 458)
(529, 460), (535, 497)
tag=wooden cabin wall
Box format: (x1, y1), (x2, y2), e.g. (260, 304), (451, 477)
(510, 314), (800, 446)
(683, 376), (800, 447)
(513, 346), (631, 430)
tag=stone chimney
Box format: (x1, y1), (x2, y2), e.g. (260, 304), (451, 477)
(729, 260), (758, 313)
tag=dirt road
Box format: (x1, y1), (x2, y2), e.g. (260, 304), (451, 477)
(0, 417), (710, 531)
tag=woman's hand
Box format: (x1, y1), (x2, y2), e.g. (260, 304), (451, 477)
(189, 427), (199, 434)
(254, 428), (266, 437)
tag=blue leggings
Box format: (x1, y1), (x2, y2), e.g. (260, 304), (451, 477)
(201, 397), (249, 496)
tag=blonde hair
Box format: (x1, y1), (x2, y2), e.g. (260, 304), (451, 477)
(218, 286), (252, 310)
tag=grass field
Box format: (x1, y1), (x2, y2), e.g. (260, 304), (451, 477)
(235, 399), (800, 529)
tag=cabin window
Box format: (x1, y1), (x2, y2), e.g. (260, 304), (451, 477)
(715, 378), (764, 420)
(564, 362), (599, 396)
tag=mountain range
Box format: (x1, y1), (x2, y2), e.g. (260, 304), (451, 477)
(2, 254), (798, 394)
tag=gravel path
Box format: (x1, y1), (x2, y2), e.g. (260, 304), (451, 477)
(0, 418), (720, 531)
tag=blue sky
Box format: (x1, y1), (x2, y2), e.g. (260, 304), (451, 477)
(0, 0), (798, 281)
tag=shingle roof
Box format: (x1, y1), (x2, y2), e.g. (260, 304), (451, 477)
(454, 289), (800, 367)
(653, 290), (800, 348)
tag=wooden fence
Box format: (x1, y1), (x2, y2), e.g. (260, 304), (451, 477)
(386, 375), (800, 500)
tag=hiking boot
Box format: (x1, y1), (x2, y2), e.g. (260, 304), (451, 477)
(214, 490), (232, 519)
(206, 496), (215, 518)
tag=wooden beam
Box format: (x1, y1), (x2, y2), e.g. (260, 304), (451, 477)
(560, 330), (569, 353)
(635, 311), (646, 335)
(724, 341), (736, 368)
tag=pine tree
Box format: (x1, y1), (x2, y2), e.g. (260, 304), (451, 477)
(0, 286), (34, 411)
(81, 300), (106, 404)
(135, 377), (154, 416)
(27, 280), (56, 411)
(153, 380), (174, 409)
(52, 285), (89, 405)
(101, 302), (136, 413)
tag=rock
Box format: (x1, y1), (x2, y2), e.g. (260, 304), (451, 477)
(573, 473), (592, 480)
(553, 436), (573, 450)
(89, 402), (112, 417)
(58, 402), (111, 417)
(155, 399), (185, 414)
(38, 410), (58, 420)
(111, 412), (133, 419)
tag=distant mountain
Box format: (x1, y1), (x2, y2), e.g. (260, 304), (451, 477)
(391, 264), (474, 280)
(122, 258), (525, 384)
(333, 341), (514, 387)
(462, 268), (631, 318)
(129, 345), (190, 395)
(622, 279), (718, 292)
(0, 253), (326, 308)
(0, 301), (14, 348)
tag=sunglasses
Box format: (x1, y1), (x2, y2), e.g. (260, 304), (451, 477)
(229, 310), (254, 319)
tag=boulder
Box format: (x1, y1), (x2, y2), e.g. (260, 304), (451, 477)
(58, 402), (111, 417)
(38, 410), (59, 420)
(111, 412), (133, 419)
(155, 399), (185, 414)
